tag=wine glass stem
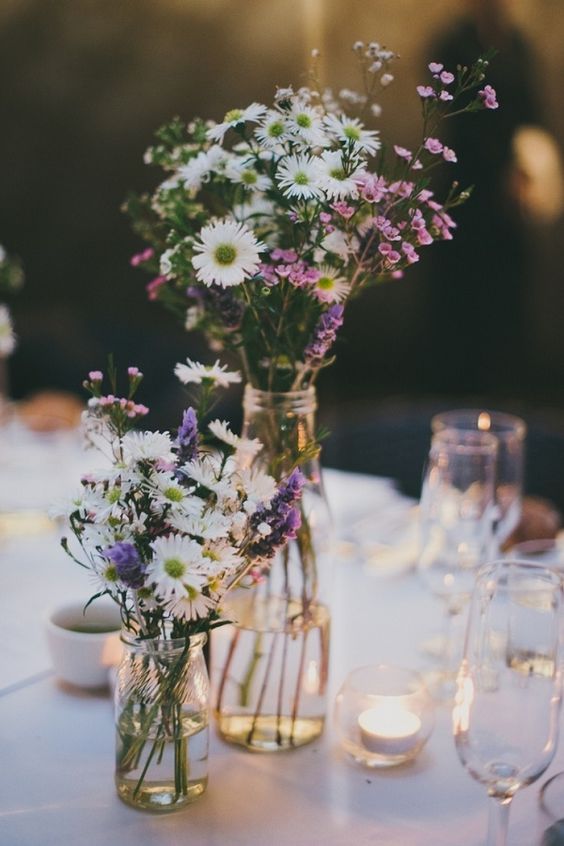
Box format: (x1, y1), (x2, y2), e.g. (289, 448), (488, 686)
(487, 796), (511, 846)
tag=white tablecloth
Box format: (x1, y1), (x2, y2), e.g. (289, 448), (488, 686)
(1, 467), (562, 846)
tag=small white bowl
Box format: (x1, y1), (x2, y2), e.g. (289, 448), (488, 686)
(45, 599), (123, 689)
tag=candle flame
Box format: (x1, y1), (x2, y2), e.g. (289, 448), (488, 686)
(477, 412), (491, 432)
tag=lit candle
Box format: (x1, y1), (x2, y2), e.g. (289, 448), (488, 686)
(358, 701), (422, 756)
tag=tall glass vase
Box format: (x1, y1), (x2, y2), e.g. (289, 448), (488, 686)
(115, 631), (209, 811)
(213, 386), (332, 751)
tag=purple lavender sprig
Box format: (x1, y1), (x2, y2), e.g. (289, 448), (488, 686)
(248, 468), (305, 560)
(304, 304), (344, 367)
(175, 407), (199, 464)
(104, 542), (146, 589)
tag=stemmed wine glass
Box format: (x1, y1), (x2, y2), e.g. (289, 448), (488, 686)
(453, 560), (563, 846)
(432, 410), (526, 553)
(418, 427), (498, 697)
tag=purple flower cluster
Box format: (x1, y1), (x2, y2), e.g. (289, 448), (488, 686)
(304, 305), (344, 367)
(104, 542), (146, 589)
(176, 407), (199, 464)
(259, 250), (320, 290)
(248, 468), (305, 560)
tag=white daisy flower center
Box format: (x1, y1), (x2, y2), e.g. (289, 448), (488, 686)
(296, 113), (312, 129)
(164, 486), (184, 502)
(344, 125), (361, 141)
(330, 167), (346, 181)
(268, 121), (285, 137)
(318, 276), (335, 290)
(294, 171), (310, 185)
(224, 108), (243, 123)
(164, 557), (186, 579)
(214, 244), (238, 265)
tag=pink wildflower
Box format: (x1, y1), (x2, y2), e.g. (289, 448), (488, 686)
(418, 189), (434, 203)
(358, 173), (388, 203)
(394, 145), (412, 160)
(402, 242), (419, 264)
(130, 247), (154, 267)
(411, 160), (423, 170)
(479, 85), (499, 110)
(417, 229), (433, 246)
(424, 137), (444, 155)
(319, 212), (332, 225)
(439, 90), (454, 102)
(417, 85), (435, 99)
(146, 275), (167, 301)
(127, 367), (141, 378)
(440, 71), (455, 85)
(391, 270), (404, 279)
(428, 62), (443, 75)
(442, 146), (457, 163)
(331, 202), (355, 220)
(88, 370), (103, 382)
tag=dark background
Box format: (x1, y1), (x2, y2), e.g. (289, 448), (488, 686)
(1, 0), (564, 494)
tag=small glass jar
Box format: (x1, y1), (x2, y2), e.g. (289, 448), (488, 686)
(334, 665), (434, 768)
(115, 631), (209, 812)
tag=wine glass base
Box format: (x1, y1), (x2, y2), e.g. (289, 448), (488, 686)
(540, 772), (564, 822)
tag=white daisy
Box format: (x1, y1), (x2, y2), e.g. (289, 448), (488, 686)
(148, 471), (192, 512)
(181, 453), (237, 501)
(315, 151), (365, 200)
(202, 541), (244, 574)
(174, 357), (242, 388)
(147, 535), (207, 599)
(225, 158), (271, 192)
(254, 110), (291, 149)
(323, 114), (380, 156)
(122, 431), (175, 464)
(176, 150), (213, 193)
(208, 419), (263, 461)
(236, 467), (277, 512)
(191, 219), (264, 288)
(276, 154), (323, 200)
(207, 103), (267, 144)
(167, 508), (232, 541)
(0, 305), (15, 356)
(311, 266), (351, 303)
(287, 105), (329, 148)
(167, 589), (216, 622)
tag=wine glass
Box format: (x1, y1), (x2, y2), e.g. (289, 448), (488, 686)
(453, 560), (563, 846)
(418, 427), (498, 697)
(509, 539), (564, 821)
(432, 410), (526, 553)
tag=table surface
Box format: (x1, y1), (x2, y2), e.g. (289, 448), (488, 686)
(1, 458), (563, 846)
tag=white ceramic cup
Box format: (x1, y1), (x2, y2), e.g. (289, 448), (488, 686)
(45, 599), (123, 688)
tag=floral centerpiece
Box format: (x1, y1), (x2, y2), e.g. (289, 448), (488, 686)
(58, 363), (303, 809)
(127, 43), (497, 391)
(126, 41), (498, 751)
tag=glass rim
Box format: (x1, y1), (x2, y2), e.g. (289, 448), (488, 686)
(476, 558), (563, 588)
(431, 409), (527, 440)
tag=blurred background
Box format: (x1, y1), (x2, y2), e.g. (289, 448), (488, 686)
(1, 0), (564, 502)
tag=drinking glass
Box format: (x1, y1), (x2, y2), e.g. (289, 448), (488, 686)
(432, 410), (526, 552)
(418, 428), (497, 696)
(453, 560), (563, 846)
